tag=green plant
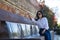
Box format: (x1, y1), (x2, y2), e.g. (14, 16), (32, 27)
(56, 24), (60, 35)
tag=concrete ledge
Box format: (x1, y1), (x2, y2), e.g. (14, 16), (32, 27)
(23, 36), (45, 40)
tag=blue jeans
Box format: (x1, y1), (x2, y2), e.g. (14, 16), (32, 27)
(39, 29), (51, 40)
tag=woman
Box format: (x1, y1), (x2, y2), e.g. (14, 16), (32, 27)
(29, 11), (51, 40)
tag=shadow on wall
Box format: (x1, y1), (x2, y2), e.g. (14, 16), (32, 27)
(0, 21), (9, 38)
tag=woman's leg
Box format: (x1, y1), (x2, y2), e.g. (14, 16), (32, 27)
(44, 30), (51, 40)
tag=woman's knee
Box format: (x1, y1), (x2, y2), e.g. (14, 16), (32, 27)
(44, 30), (51, 40)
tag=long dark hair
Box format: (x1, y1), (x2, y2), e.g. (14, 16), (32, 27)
(35, 10), (45, 21)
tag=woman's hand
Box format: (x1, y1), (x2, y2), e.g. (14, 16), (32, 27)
(28, 13), (33, 20)
(42, 29), (46, 34)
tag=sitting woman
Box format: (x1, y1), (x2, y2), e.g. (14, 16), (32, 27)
(29, 10), (51, 40)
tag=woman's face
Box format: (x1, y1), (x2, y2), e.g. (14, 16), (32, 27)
(38, 12), (42, 18)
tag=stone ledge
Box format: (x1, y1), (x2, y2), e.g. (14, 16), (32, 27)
(23, 36), (45, 40)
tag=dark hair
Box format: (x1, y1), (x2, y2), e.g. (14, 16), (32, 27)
(35, 10), (45, 21)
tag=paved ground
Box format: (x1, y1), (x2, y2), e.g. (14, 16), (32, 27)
(54, 35), (60, 40)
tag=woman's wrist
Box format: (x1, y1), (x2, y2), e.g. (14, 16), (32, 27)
(42, 29), (46, 34)
(44, 29), (46, 31)
(43, 29), (46, 32)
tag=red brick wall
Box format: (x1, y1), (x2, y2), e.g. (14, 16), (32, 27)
(0, 3), (15, 14)
(0, 3), (30, 18)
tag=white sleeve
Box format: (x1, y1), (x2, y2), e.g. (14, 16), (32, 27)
(44, 18), (49, 30)
(31, 18), (38, 25)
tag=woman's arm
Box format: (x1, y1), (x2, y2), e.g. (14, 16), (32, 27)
(44, 17), (49, 30)
(42, 28), (46, 34)
(42, 17), (49, 34)
(28, 13), (38, 25)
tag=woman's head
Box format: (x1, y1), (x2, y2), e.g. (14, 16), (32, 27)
(36, 10), (44, 19)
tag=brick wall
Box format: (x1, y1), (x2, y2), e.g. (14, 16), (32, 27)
(0, 0), (40, 18)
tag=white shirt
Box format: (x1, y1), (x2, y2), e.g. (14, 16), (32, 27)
(32, 17), (49, 30)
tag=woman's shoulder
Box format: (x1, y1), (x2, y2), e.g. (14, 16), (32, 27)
(42, 17), (48, 20)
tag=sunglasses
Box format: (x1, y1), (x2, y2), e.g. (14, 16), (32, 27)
(38, 14), (42, 15)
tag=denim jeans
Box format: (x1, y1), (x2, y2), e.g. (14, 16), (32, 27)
(39, 28), (51, 40)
